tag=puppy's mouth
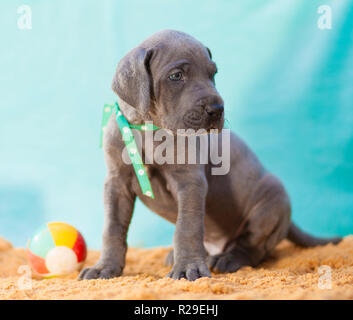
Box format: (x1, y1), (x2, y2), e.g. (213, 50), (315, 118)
(208, 117), (224, 132)
(182, 110), (224, 133)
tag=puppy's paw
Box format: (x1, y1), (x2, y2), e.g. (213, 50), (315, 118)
(167, 259), (211, 281)
(208, 249), (251, 273)
(78, 263), (122, 280)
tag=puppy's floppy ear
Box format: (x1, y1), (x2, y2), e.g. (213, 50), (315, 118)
(112, 47), (153, 116)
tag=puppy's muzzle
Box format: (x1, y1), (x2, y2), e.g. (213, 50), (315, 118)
(183, 111), (203, 128)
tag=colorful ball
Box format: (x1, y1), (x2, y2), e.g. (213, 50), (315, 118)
(26, 222), (87, 277)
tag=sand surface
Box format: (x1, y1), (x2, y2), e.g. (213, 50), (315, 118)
(1, 236), (353, 300)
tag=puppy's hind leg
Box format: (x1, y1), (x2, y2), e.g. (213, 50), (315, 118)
(209, 174), (291, 273)
(207, 246), (253, 273)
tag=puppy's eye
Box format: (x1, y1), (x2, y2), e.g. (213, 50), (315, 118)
(169, 72), (183, 81)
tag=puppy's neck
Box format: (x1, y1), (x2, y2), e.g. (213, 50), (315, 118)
(117, 98), (151, 124)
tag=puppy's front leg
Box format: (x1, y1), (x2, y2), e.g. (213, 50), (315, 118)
(79, 174), (135, 280)
(168, 171), (211, 281)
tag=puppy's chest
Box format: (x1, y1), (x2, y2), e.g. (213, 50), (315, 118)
(132, 165), (179, 223)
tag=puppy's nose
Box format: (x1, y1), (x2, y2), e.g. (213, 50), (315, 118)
(205, 104), (224, 119)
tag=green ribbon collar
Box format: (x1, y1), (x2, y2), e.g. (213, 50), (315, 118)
(100, 102), (159, 199)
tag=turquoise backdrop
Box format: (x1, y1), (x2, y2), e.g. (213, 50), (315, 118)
(0, 0), (352, 249)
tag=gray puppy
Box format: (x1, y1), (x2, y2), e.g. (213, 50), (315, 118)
(79, 30), (341, 281)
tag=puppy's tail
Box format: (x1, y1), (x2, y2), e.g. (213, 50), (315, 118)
(287, 222), (342, 247)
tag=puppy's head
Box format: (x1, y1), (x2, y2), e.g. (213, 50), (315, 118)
(112, 30), (224, 133)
